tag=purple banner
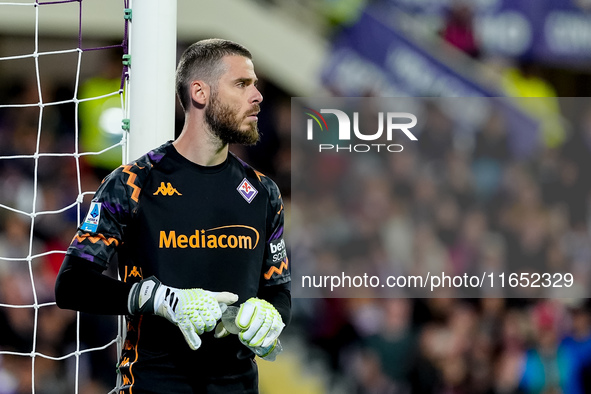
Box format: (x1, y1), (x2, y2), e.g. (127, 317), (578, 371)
(321, 9), (540, 158)
(384, 0), (591, 63)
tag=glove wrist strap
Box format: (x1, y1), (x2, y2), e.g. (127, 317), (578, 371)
(128, 276), (162, 315)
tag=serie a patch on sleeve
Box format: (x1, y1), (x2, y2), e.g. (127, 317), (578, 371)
(81, 201), (102, 232)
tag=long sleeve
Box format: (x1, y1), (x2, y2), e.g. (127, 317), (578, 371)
(55, 254), (133, 315)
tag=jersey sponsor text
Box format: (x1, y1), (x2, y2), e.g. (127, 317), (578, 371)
(159, 225), (259, 250)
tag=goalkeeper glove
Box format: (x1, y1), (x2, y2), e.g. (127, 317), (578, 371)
(236, 298), (285, 357)
(216, 304), (284, 361)
(128, 276), (238, 350)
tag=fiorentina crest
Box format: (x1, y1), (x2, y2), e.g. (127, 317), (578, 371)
(237, 178), (258, 203)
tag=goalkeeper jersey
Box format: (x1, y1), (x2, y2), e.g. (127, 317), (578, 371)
(66, 141), (290, 390)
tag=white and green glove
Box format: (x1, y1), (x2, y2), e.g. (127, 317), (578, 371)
(128, 276), (238, 350)
(236, 297), (285, 357)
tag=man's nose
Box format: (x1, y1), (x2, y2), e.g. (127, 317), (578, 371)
(250, 86), (263, 104)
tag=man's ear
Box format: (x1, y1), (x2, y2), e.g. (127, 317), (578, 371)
(190, 80), (209, 106)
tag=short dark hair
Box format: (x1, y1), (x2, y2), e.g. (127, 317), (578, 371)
(175, 38), (252, 111)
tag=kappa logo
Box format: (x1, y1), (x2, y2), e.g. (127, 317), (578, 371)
(153, 182), (182, 196)
(237, 178), (258, 203)
(125, 265), (143, 279)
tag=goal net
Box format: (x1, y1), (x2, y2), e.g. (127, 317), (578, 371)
(0, 1), (133, 392)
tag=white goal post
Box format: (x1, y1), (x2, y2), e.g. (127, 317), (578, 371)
(126, 0), (177, 162)
(116, 0), (177, 389)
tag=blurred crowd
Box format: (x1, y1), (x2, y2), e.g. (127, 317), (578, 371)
(290, 97), (591, 393)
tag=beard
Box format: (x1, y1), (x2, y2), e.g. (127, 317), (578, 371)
(205, 91), (260, 146)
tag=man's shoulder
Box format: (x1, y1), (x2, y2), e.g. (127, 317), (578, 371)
(97, 142), (172, 201)
(128, 141), (171, 172)
(105, 142), (170, 179)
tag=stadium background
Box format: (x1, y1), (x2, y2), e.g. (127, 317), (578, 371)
(1, 0), (591, 393)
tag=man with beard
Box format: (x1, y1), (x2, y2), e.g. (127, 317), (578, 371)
(55, 39), (291, 393)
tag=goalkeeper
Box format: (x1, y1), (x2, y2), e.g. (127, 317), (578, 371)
(55, 39), (291, 393)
